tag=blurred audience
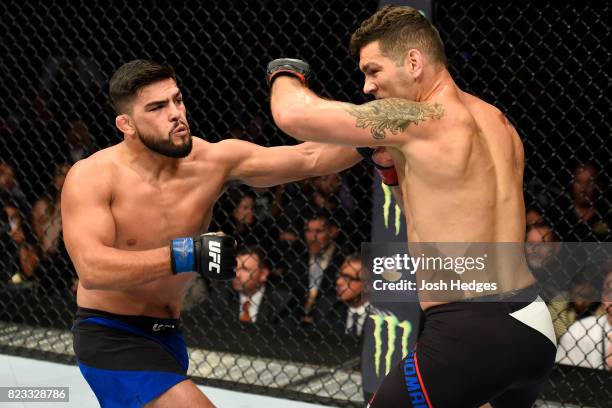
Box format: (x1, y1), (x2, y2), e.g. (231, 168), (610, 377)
(556, 264), (611, 370)
(278, 172), (355, 248)
(0, 162), (30, 216)
(559, 162), (610, 241)
(1, 162), (38, 285)
(251, 186), (284, 222)
(318, 255), (370, 337)
(218, 190), (278, 250)
(31, 163), (76, 293)
(2, 196), (39, 285)
(65, 118), (96, 163)
(526, 207), (545, 228)
(207, 246), (294, 326)
(288, 211), (345, 324)
(525, 220), (563, 300)
(548, 264), (606, 339)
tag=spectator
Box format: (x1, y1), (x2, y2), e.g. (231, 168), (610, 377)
(229, 193), (256, 235)
(38, 34), (104, 98)
(14, 90), (62, 198)
(0, 162), (30, 216)
(556, 265), (611, 370)
(319, 255), (370, 337)
(559, 162), (610, 241)
(65, 118), (96, 163)
(0, 195), (38, 285)
(525, 222), (563, 300)
(207, 246), (294, 325)
(1, 163), (38, 285)
(285, 211), (344, 324)
(278, 172), (355, 248)
(218, 190), (278, 250)
(251, 185), (284, 222)
(526, 207), (545, 228)
(312, 173), (354, 215)
(31, 163), (75, 292)
(548, 264), (606, 339)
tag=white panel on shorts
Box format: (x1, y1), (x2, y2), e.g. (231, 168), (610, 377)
(509, 296), (557, 347)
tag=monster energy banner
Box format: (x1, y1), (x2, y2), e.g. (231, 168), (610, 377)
(360, 1), (433, 399)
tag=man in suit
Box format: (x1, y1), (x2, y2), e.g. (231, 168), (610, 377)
(231, 246), (294, 325)
(288, 211), (346, 324)
(205, 245), (294, 326)
(318, 254), (370, 337)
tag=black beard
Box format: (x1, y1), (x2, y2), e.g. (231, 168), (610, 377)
(137, 127), (193, 158)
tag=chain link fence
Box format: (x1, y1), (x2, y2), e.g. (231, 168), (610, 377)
(0, 0), (610, 407)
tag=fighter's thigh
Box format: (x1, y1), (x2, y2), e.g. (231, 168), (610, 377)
(144, 379), (216, 408)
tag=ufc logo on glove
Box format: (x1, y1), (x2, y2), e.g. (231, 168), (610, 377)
(208, 241), (221, 273)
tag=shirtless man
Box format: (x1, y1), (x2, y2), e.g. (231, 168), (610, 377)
(267, 6), (557, 407)
(62, 59), (360, 408)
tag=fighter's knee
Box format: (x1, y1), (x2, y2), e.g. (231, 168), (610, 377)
(145, 380), (215, 408)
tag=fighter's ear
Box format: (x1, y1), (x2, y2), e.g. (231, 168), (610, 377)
(404, 48), (424, 78)
(329, 224), (340, 239)
(116, 114), (135, 136)
(259, 266), (270, 283)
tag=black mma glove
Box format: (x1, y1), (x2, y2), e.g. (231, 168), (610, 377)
(267, 58), (311, 87)
(357, 147), (399, 186)
(170, 233), (236, 280)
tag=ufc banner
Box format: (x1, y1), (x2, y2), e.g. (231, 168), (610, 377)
(360, 2), (433, 398)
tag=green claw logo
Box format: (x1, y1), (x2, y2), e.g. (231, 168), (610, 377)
(370, 314), (412, 376)
(382, 184), (402, 236)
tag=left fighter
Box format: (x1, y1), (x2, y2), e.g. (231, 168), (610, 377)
(63, 59), (361, 408)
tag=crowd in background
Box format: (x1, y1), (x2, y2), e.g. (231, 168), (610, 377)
(0, 54), (610, 372)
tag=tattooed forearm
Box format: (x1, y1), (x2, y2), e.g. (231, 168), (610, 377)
(342, 98), (444, 139)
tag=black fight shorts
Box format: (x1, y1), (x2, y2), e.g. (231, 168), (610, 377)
(368, 286), (557, 408)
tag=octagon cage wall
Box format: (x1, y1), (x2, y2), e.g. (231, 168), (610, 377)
(0, 0), (610, 407)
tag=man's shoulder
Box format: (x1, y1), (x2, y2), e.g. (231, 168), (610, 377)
(565, 315), (603, 337)
(456, 91), (508, 126)
(192, 137), (260, 165)
(421, 93), (478, 137)
(68, 146), (119, 182)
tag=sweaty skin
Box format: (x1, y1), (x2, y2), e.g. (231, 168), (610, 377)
(270, 43), (534, 309)
(62, 78), (361, 319)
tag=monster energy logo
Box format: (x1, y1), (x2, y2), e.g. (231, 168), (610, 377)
(370, 314), (412, 377)
(382, 184), (402, 236)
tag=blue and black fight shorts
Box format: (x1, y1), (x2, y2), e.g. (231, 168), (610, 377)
(367, 285), (558, 408)
(72, 307), (189, 408)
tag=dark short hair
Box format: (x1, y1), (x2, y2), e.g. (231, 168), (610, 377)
(236, 245), (269, 269)
(109, 59), (176, 114)
(572, 161), (600, 179)
(306, 209), (334, 227)
(343, 253), (362, 265)
(350, 5), (447, 66)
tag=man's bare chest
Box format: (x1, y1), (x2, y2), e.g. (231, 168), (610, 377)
(109, 175), (224, 248)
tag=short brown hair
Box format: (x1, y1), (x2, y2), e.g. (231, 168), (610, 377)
(109, 59), (176, 114)
(350, 6), (447, 66)
(237, 245), (269, 269)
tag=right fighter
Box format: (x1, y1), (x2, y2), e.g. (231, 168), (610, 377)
(267, 6), (557, 407)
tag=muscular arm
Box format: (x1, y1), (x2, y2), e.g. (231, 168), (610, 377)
(223, 139), (361, 188)
(62, 160), (172, 291)
(271, 77), (443, 147)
